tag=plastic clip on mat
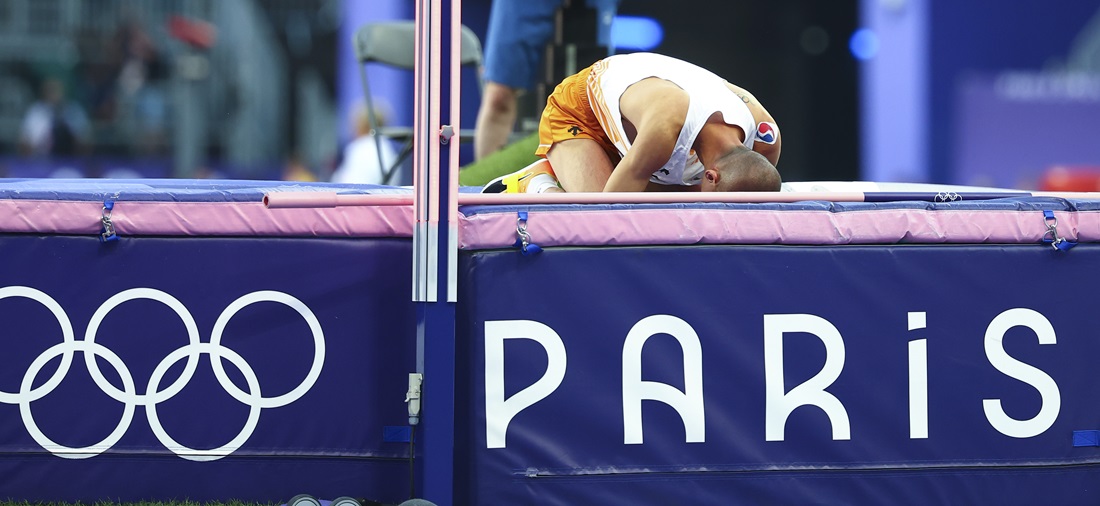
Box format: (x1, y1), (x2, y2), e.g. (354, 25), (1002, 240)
(99, 200), (118, 243)
(513, 210), (542, 256)
(1041, 210), (1076, 251)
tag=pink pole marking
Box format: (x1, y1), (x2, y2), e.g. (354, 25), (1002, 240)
(413, 0), (424, 222)
(263, 191), (1100, 209)
(262, 192), (339, 208)
(264, 191), (860, 208)
(448, 0), (461, 228)
(427, 0), (442, 227)
(455, 192), (869, 205)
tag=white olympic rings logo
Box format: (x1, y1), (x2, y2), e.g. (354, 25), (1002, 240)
(0, 286), (324, 461)
(935, 191), (962, 202)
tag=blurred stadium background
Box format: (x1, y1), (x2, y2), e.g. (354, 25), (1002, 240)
(0, 0), (1097, 188)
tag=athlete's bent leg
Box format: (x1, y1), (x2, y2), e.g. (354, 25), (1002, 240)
(546, 138), (614, 192)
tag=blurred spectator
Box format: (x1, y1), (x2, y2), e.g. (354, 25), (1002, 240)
(474, 0), (619, 160)
(113, 18), (170, 154)
(75, 15), (170, 154)
(19, 78), (92, 156)
(330, 103), (398, 185)
(1067, 7), (1100, 71)
(283, 153), (318, 182)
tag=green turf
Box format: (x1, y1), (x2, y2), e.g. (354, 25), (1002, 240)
(457, 132), (540, 187)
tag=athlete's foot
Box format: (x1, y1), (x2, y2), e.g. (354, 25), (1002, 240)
(480, 159), (559, 194)
(480, 175), (508, 193)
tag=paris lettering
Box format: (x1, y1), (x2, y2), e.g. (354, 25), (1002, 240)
(484, 309), (1060, 449)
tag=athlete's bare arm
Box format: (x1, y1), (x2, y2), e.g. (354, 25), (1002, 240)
(603, 79), (688, 192)
(724, 81), (782, 166)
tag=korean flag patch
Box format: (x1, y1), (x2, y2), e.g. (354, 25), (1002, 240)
(755, 121), (778, 144)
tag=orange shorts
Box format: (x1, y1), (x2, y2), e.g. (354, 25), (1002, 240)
(535, 64), (619, 161)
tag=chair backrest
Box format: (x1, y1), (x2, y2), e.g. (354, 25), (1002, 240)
(354, 21), (482, 69)
(352, 21), (483, 185)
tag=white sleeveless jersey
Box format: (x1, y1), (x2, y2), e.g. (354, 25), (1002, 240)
(587, 53), (757, 185)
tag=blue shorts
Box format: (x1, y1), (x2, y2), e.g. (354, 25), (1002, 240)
(483, 0), (619, 90)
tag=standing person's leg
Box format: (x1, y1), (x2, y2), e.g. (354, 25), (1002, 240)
(475, 83), (518, 160)
(475, 0), (562, 160)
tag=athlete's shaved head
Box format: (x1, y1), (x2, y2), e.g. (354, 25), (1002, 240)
(703, 146), (781, 192)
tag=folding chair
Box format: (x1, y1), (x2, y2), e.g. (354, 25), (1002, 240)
(354, 21), (483, 184)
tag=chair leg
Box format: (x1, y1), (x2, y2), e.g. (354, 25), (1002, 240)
(359, 64), (389, 183)
(384, 140), (415, 185)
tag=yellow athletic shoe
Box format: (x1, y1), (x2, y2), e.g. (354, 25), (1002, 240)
(481, 160), (557, 194)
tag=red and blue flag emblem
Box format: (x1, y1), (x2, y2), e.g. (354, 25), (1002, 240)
(755, 122), (778, 144)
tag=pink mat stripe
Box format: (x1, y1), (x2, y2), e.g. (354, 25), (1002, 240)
(0, 200), (414, 237)
(2, 198), (1096, 248)
(456, 208), (1098, 249)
